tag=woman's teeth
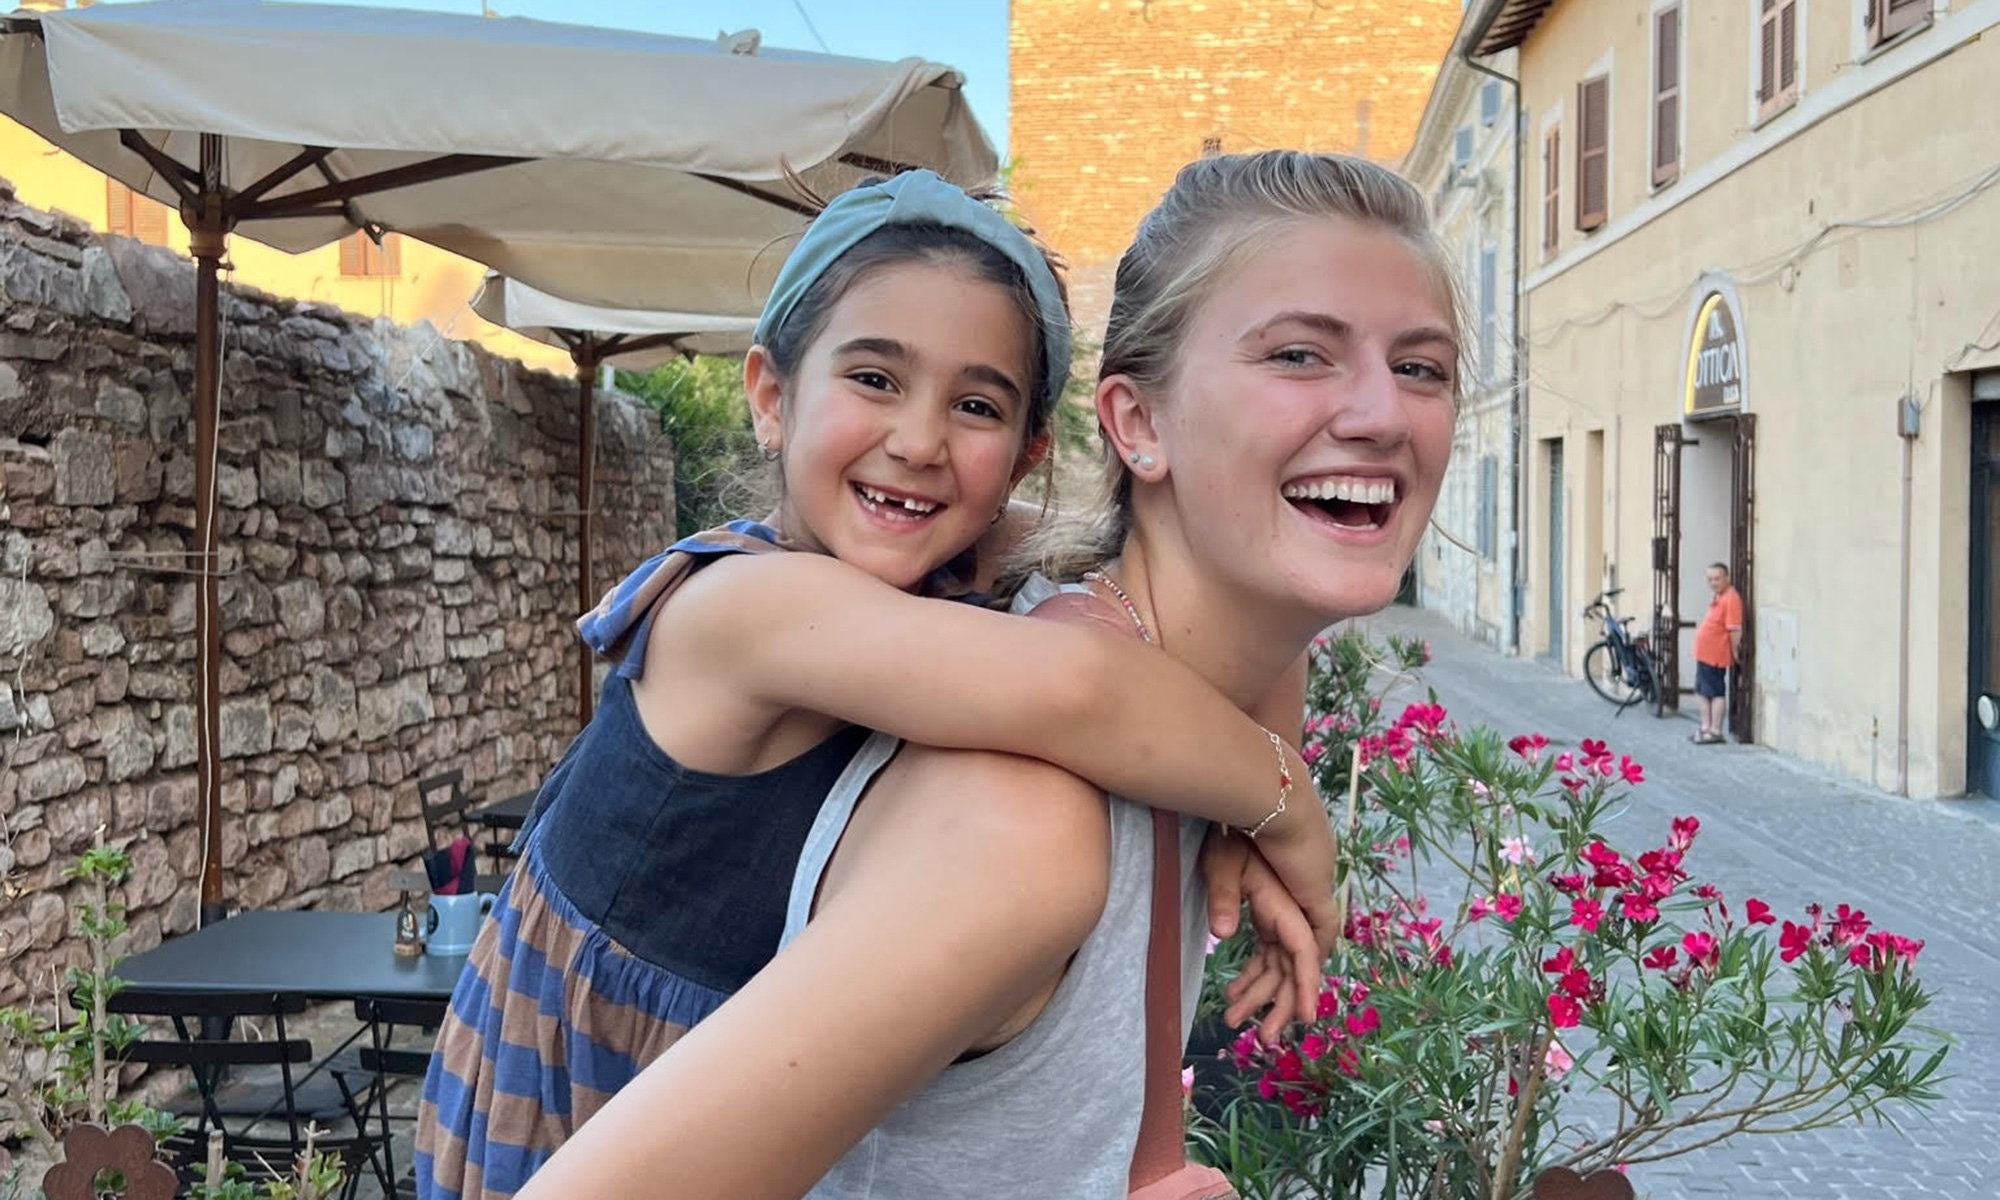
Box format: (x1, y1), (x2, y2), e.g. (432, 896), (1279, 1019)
(855, 483), (940, 520)
(1280, 477), (1398, 504)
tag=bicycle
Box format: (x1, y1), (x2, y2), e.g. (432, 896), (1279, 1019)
(1581, 588), (1660, 715)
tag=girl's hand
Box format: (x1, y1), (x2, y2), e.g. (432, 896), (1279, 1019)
(1243, 757), (1342, 961)
(1200, 828), (1328, 1043)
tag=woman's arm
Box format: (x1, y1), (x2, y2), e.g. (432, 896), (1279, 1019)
(664, 550), (1339, 954)
(515, 747), (1109, 1200)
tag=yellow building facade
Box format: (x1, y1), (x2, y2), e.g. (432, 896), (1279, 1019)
(2, 111), (570, 375)
(1468, 0), (2000, 799)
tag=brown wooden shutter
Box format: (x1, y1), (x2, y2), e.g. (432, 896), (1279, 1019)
(105, 178), (133, 237)
(1575, 76), (1608, 232)
(1758, 0), (1777, 103)
(1779, 2), (1798, 92)
(132, 195), (172, 247)
(339, 231), (367, 276)
(1653, 6), (1680, 186)
(1878, 0), (1927, 41)
(1543, 127), (1560, 258)
(373, 232), (402, 277)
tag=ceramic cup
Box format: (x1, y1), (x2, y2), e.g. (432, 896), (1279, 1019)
(426, 892), (496, 956)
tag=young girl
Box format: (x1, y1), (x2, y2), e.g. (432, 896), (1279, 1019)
(414, 169), (1339, 1200)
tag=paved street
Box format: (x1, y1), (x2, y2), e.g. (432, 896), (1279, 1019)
(1356, 605), (2000, 1200)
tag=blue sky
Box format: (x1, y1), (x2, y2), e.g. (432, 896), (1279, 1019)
(329, 0), (1011, 155)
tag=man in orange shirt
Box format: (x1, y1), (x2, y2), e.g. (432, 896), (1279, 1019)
(1692, 562), (1744, 744)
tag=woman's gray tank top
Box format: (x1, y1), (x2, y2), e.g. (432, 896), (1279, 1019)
(779, 575), (1212, 1200)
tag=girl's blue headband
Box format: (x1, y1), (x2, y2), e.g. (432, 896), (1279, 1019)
(753, 170), (1071, 421)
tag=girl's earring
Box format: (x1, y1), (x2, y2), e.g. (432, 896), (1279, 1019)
(1130, 453), (1156, 470)
(757, 440), (778, 462)
(991, 503), (1008, 526)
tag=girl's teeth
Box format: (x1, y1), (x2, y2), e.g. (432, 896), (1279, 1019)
(857, 484), (938, 516)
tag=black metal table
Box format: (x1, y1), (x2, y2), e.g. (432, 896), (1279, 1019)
(471, 788), (535, 832)
(115, 911), (466, 1002)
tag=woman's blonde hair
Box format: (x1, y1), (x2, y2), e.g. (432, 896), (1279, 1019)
(1027, 150), (1467, 580)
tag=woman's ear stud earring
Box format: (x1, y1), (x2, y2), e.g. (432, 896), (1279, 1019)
(1139, 455), (1156, 470)
(1129, 451), (1142, 464)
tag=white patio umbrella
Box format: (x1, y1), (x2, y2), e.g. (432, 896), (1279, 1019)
(472, 272), (754, 725)
(0, 0), (995, 921)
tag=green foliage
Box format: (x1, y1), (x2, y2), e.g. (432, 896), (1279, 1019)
(0, 843), (344, 1200)
(1192, 631), (1949, 1200)
(617, 356), (762, 536)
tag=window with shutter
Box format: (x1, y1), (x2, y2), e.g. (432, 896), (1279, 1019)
(1653, 5), (1680, 187)
(105, 178), (132, 238)
(1479, 247), (1497, 383)
(1758, 0), (1798, 117)
(339, 231), (403, 278)
(1480, 81), (1501, 127)
(1869, 0), (1930, 48)
(1454, 127), (1474, 167)
(1575, 76), (1609, 232)
(1479, 455), (1498, 560)
(105, 181), (172, 247)
(1543, 127), (1560, 259)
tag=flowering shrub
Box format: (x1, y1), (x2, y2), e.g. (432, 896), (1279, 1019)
(1193, 631), (1947, 1200)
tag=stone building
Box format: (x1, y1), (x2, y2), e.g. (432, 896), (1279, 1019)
(1008, 0), (1465, 335)
(0, 181), (673, 1008)
(1464, 0), (2000, 798)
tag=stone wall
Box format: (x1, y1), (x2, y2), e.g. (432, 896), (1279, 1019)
(0, 180), (674, 1006)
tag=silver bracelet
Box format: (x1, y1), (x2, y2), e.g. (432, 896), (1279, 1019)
(1244, 727), (1294, 839)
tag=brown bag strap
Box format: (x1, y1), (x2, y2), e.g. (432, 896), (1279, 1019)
(1129, 808), (1188, 1188)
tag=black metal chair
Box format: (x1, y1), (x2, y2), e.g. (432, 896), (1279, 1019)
(345, 996), (449, 1199)
(417, 770), (512, 891)
(111, 991), (379, 1200)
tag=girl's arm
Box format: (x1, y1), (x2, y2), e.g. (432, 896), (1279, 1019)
(666, 550), (1340, 955)
(515, 746), (1110, 1200)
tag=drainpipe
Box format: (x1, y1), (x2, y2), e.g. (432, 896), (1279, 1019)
(1459, 49), (1526, 655)
(1895, 395), (1919, 795)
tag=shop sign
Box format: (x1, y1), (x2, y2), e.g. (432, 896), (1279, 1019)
(1683, 288), (1745, 418)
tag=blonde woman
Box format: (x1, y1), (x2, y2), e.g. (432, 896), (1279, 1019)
(523, 150), (1464, 1200)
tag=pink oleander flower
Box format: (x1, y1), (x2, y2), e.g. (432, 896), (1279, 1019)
(1558, 967), (1593, 1000)
(1301, 741), (1325, 766)
(1619, 755), (1645, 784)
(1549, 872), (1588, 894)
(1621, 893), (1660, 922)
(1544, 1039), (1574, 1082)
(1493, 893), (1523, 923)
(1694, 883), (1722, 903)
(1832, 904), (1871, 946)
(1571, 898), (1604, 932)
(1745, 897), (1776, 925)
(1683, 931), (1719, 970)
(1779, 920), (1813, 963)
(1542, 945), (1575, 975)
(1467, 896), (1494, 922)
(1554, 751), (1575, 771)
(1643, 945), (1679, 971)
(1669, 815), (1701, 852)
(1181, 1065), (1195, 1097)
(1501, 836), (1536, 865)
(1345, 1006), (1381, 1038)
(1547, 992), (1582, 1029)
(1300, 1032), (1328, 1061)
(1508, 732), (1550, 760)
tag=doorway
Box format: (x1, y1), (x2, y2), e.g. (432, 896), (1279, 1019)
(1652, 415), (1756, 739)
(1547, 439), (1565, 664)
(1971, 395), (2000, 797)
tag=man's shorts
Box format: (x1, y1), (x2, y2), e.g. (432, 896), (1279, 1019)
(1695, 661), (1728, 699)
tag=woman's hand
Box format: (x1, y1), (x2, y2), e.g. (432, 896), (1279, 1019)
(1199, 828), (1331, 1045)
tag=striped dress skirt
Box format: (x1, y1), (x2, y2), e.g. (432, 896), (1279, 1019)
(413, 847), (730, 1200)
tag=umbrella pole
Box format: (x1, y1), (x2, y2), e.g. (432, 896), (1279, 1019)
(191, 134), (231, 927)
(575, 343), (600, 727)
